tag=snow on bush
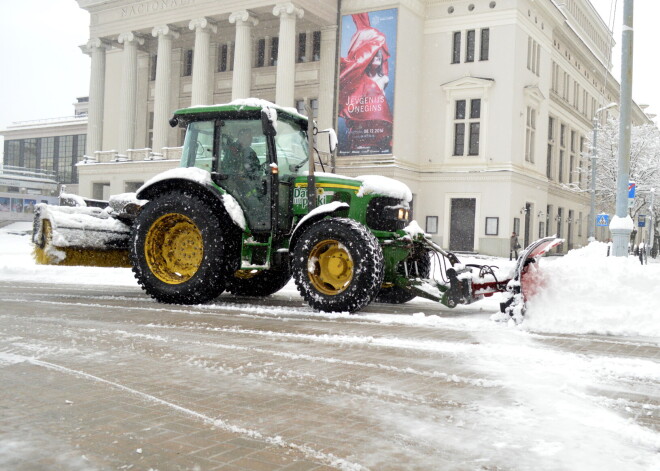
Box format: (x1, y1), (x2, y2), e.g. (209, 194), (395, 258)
(523, 241), (660, 337)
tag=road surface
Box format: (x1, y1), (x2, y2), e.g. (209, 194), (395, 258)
(0, 280), (658, 471)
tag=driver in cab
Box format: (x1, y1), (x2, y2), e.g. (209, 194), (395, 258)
(234, 128), (260, 178)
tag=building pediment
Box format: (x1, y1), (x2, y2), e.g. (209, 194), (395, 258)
(524, 85), (545, 104)
(441, 76), (495, 92)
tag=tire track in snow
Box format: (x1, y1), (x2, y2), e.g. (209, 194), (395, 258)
(1, 353), (368, 471)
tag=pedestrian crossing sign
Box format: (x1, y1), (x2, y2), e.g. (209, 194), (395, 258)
(596, 214), (609, 227)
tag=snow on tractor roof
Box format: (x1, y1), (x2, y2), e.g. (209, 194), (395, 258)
(175, 98), (306, 121)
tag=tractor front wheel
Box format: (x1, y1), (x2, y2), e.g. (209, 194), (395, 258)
(130, 191), (239, 304)
(292, 218), (384, 313)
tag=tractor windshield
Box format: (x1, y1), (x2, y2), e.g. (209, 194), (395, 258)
(275, 117), (309, 180)
(180, 120), (214, 172)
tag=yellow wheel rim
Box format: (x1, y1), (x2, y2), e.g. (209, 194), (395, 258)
(308, 239), (353, 295)
(144, 213), (203, 284)
(234, 269), (259, 279)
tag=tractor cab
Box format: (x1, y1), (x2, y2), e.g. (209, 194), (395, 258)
(173, 103), (310, 235)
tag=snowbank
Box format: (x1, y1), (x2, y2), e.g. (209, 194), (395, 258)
(523, 241), (660, 337)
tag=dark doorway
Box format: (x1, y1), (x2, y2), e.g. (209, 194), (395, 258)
(524, 202), (532, 248)
(449, 198), (476, 251)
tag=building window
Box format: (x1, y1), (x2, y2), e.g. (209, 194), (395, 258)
(480, 28), (489, 61)
(297, 32), (306, 62)
(269, 37), (279, 66)
(453, 99), (481, 156)
(24, 139), (37, 170)
(558, 124), (566, 183)
(40, 137), (55, 172)
(312, 31), (321, 61)
(527, 37), (541, 75)
(451, 31), (461, 64)
(525, 107), (536, 163)
(218, 44), (228, 72)
(148, 112), (154, 149)
(546, 117), (555, 179)
(125, 181), (143, 193)
(5, 141), (21, 167)
(256, 38), (265, 67)
(569, 130), (576, 183)
(465, 30), (476, 62)
(183, 49), (193, 76)
(58, 135), (74, 184)
(295, 98), (319, 119)
(426, 216), (438, 234)
(150, 54), (157, 81)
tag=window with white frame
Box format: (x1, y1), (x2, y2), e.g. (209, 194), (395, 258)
(547, 116), (555, 179)
(426, 216), (438, 234)
(558, 124), (566, 183)
(451, 28), (490, 64)
(569, 130), (576, 183)
(527, 37), (541, 75)
(525, 106), (536, 163)
(453, 99), (481, 156)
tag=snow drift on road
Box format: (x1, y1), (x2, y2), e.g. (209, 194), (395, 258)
(524, 241), (660, 338)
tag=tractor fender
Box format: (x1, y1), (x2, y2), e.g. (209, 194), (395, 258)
(290, 201), (350, 250)
(136, 175), (245, 231)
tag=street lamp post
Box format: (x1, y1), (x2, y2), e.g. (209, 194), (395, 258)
(611, 0), (634, 257)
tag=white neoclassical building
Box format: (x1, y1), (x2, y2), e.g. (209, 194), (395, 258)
(74, 0), (652, 256)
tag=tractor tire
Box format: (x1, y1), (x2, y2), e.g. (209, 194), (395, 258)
(376, 250), (431, 304)
(292, 218), (384, 313)
(226, 266), (291, 297)
(130, 190), (239, 305)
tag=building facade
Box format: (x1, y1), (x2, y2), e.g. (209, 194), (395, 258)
(1, 97), (89, 195)
(73, 0), (652, 256)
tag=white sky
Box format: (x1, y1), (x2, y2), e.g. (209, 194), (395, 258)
(0, 1), (657, 133)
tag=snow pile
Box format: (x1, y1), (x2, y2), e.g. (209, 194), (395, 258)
(355, 175), (413, 203)
(523, 241), (660, 337)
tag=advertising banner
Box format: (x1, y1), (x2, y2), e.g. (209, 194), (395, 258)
(338, 8), (397, 156)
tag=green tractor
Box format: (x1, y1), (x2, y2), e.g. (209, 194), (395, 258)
(33, 99), (561, 316)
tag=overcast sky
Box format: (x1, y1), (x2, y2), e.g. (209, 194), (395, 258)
(0, 0), (657, 134)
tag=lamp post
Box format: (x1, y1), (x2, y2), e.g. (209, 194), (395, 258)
(589, 103), (617, 241)
(611, 0), (634, 257)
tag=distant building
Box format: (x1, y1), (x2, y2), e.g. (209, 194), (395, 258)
(0, 166), (59, 223)
(0, 97), (89, 195)
(73, 0), (653, 255)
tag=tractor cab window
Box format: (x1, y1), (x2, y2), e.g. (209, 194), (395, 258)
(275, 118), (309, 180)
(218, 119), (267, 175)
(180, 120), (215, 171)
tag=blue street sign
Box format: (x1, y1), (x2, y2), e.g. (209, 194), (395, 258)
(596, 214), (610, 227)
(638, 215), (646, 227)
(628, 182), (636, 199)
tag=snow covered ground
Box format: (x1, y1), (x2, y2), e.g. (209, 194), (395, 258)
(1, 221), (659, 470)
(3, 221), (658, 339)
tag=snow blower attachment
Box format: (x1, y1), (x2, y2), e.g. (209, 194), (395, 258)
(32, 194), (143, 268)
(31, 99), (561, 317)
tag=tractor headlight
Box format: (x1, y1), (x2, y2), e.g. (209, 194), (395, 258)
(397, 208), (409, 220)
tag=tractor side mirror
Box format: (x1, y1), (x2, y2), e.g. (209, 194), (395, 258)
(261, 108), (277, 137)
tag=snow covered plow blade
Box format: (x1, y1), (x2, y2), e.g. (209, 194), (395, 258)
(32, 202), (133, 268)
(397, 235), (563, 316)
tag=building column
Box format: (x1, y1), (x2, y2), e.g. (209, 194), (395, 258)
(82, 38), (109, 158)
(318, 25), (337, 130)
(229, 10), (258, 100)
(273, 2), (304, 107)
(117, 32), (144, 156)
(189, 17), (217, 106)
(151, 25), (179, 155)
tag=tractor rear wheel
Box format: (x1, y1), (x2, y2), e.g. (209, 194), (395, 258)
(130, 191), (239, 304)
(376, 250), (431, 304)
(292, 218), (384, 313)
(226, 266), (291, 297)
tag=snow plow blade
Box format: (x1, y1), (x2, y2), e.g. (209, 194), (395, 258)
(32, 204), (132, 267)
(497, 236), (564, 322)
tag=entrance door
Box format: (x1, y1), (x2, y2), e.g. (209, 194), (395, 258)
(449, 198), (476, 251)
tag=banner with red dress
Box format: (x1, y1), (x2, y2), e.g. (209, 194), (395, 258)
(338, 9), (397, 156)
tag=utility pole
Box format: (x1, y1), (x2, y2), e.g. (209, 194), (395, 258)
(611, 0), (634, 257)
